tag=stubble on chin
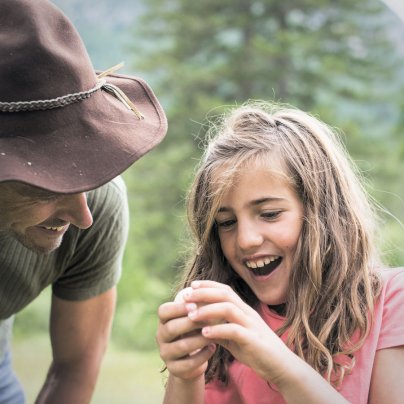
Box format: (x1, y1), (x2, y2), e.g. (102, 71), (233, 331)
(12, 231), (62, 254)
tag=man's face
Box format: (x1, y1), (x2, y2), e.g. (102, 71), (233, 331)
(0, 182), (93, 253)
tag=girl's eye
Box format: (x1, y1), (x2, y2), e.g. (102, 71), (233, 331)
(261, 211), (281, 220)
(216, 219), (236, 229)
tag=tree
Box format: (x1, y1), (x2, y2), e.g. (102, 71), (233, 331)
(128, 0), (403, 271)
(133, 0), (401, 125)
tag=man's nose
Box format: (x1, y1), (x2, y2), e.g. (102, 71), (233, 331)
(57, 192), (93, 229)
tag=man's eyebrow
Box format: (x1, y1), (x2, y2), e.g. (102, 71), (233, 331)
(217, 197), (286, 212)
(31, 190), (60, 198)
(13, 184), (60, 198)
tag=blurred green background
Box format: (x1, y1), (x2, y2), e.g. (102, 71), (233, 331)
(13, 0), (404, 402)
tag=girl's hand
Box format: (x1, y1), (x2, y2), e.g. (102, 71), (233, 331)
(183, 280), (292, 384)
(156, 299), (216, 381)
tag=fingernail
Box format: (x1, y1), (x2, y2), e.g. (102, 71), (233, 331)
(191, 280), (200, 288)
(185, 303), (197, 312)
(188, 310), (197, 320)
(202, 327), (210, 336)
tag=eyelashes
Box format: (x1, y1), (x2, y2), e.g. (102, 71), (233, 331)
(261, 211), (282, 220)
(216, 211), (283, 230)
(216, 219), (236, 229)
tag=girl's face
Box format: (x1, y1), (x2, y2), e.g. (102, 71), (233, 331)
(214, 164), (304, 306)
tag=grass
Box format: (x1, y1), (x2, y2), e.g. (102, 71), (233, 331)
(12, 334), (166, 403)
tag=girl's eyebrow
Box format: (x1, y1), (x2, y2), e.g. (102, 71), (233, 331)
(217, 197), (286, 212)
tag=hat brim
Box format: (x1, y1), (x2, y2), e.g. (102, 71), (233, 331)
(0, 72), (167, 193)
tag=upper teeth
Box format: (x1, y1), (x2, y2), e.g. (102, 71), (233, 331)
(44, 226), (64, 231)
(246, 256), (279, 269)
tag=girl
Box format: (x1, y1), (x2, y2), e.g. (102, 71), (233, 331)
(157, 102), (404, 403)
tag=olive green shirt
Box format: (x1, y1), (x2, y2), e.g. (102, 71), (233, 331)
(0, 176), (129, 359)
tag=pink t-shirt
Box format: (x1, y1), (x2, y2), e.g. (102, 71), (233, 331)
(205, 268), (404, 404)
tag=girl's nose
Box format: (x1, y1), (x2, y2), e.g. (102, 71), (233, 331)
(236, 220), (263, 251)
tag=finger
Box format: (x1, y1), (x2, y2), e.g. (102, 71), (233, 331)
(201, 322), (248, 345)
(157, 315), (204, 343)
(184, 286), (248, 314)
(165, 343), (216, 376)
(190, 280), (232, 290)
(158, 301), (189, 323)
(159, 330), (209, 361)
(188, 301), (254, 328)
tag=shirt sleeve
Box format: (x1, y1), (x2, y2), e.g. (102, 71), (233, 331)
(377, 268), (404, 350)
(52, 176), (129, 301)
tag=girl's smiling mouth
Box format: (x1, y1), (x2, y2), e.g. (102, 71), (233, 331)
(245, 256), (283, 276)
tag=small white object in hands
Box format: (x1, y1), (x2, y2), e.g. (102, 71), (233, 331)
(174, 286), (223, 327)
(174, 287), (193, 303)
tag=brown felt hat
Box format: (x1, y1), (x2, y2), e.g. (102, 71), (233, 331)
(0, 0), (167, 193)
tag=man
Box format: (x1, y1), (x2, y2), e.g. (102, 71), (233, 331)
(0, 0), (167, 403)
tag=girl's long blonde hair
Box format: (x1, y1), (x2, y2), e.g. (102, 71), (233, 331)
(180, 101), (382, 386)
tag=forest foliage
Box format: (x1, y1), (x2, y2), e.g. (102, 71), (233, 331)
(16, 0), (404, 350)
